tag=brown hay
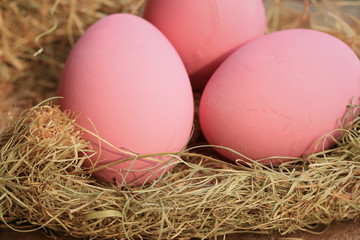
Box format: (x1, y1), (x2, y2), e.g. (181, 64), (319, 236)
(0, 0), (144, 132)
(1, 0), (360, 239)
(1, 99), (360, 239)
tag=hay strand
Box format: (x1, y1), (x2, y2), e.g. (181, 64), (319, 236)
(1, 102), (360, 239)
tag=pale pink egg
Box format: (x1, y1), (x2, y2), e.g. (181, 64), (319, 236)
(58, 14), (194, 185)
(200, 29), (360, 164)
(143, 0), (266, 91)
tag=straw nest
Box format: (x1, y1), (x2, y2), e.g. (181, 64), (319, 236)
(1, 0), (360, 239)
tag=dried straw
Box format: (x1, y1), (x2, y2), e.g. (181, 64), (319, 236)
(1, 100), (360, 239)
(1, 0), (360, 239)
(0, 0), (144, 132)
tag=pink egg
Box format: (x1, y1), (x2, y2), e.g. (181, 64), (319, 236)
(58, 14), (194, 185)
(143, 0), (266, 91)
(200, 29), (360, 164)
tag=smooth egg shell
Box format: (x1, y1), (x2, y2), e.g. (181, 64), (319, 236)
(200, 29), (360, 164)
(143, 0), (266, 91)
(58, 14), (194, 185)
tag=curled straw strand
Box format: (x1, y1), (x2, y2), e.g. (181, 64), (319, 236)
(33, 0), (61, 57)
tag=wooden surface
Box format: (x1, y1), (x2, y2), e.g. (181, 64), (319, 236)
(1, 219), (359, 240)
